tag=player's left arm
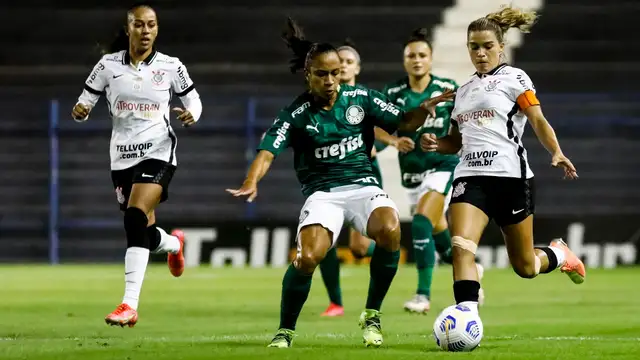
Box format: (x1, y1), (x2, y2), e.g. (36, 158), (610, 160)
(511, 71), (578, 179)
(366, 89), (454, 134)
(171, 60), (202, 127)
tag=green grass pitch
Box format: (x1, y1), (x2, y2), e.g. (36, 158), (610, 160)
(1, 265), (639, 359)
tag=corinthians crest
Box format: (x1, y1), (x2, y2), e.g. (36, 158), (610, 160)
(151, 70), (165, 86)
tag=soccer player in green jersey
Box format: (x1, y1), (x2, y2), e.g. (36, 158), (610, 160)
(379, 28), (484, 313)
(318, 39), (379, 317)
(227, 18), (453, 348)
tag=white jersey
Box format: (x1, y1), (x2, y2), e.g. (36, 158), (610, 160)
(451, 64), (535, 179)
(76, 50), (202, 170)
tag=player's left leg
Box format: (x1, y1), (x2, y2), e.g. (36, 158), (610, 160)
(497, 179), (585, 283)
(106, 160), (178, 328)
(349, 186), (401, 348)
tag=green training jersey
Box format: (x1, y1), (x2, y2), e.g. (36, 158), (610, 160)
(383, 75), (460, 188)
(259, 84), (404, 197)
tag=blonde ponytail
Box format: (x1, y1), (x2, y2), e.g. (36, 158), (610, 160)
(468, 5), (539, 42)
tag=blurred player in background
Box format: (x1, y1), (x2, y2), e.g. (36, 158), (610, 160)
(421, 6), (584, 314)
(71, 3), (202, 327)
(227, 18), (453, 348)
(379, 28), (484, 313)
(318, 39), (378, 317)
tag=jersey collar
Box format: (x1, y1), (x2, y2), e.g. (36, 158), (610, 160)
(122, 49), (158, 66)
(474, 63), (507, 78)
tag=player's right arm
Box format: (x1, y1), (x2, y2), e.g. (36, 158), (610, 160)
(226, 112), (292, 202)
(72, 57), (109, 122)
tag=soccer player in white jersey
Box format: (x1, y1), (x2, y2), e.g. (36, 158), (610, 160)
(71, 4), (202, 327)
(421, 5), (585, 314)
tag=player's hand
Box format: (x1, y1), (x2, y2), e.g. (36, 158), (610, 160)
(393, 137), (415, 153)
(551, 152), (578, 180)
(71, 103), (91, 121)
(420, 89), (456, 118)
(226, 180), (258, 202)
(172, 107), (196, 127)
(420, 133), (438, 152)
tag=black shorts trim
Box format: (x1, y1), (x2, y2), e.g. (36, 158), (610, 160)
(450, 176), (535, 227)
(111, 159), (177, 211)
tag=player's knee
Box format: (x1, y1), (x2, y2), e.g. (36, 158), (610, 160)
(124, 207), (149, 249)
(295, 250), (323, 274)
(370, 212), (401, 251)
(511, 256), (539, 279)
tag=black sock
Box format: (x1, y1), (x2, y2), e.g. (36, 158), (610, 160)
(535, 247), (558, 274)
(124, 207), (149, 249)
(453, 280), (480, 304)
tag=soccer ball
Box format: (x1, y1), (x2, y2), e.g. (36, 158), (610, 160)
(432, 304), (483, 352)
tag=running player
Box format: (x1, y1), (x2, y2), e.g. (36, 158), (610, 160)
(71, 4), (201, 327)
(227, 18), (453, 348)
(421, 5), (585, 314)
(318, 39), (378, 317)
(379, 28), (484, 313)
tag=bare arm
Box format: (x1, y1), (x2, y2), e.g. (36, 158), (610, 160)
(244, 150), (275, 185)
(226, 150), (275, 202)
(420, 125), (462, 154)
(524, 105), (578, 179)
(398, 90), (456, 132)
(374, 127), (398, 147)
(524, 105), (562, 156)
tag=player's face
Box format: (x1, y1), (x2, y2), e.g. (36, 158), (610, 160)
(403, 41), (432, 78)
(307, 51), (341, 101)
(338, 49), (360, 86)
(127, 7), (158, 53)
(467, 30), (504, 74)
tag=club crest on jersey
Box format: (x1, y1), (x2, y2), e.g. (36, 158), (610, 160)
(115, 187), (126, 204)
(484, 80), (500, 92)
(151, 70), (165, 86)
(345, 105), (365, 125)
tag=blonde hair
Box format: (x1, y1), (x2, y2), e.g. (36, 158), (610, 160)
(468, 5), (539, 43)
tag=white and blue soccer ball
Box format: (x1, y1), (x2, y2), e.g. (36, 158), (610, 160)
(432, 304), (483, 352)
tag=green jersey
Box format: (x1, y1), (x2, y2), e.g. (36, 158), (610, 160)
(383, 75), (460, 188)
(259, 84), (404, 197)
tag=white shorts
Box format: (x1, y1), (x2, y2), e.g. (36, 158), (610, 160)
(405, 171), (454, 215)
(296, 185), (399, 248)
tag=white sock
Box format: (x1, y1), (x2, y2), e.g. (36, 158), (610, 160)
(459, 301), (479, 313)
(122, 247), (150, 310)
(152, 227), (181, 254)
(549, 246), (566, 268)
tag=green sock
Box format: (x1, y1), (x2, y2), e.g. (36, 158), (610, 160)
(319, 247), (343, 306)
(279, 264), (313, 330)
(365, 240), (376, 257)
(365, 246), (400, 311)
(434, 229), (453, 264)
(412, 214), (435, 297)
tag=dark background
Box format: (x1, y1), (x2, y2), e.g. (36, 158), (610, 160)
(1, 0), (638, 265)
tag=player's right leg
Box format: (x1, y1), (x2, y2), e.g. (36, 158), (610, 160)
(449, 178), (491, 313)
(269, 195), (344, 348)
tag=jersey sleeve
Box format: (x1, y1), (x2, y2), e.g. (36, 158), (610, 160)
(365, 89), (405, 134)
(506, 70), (540, 111)
(78, 58), (109, 107)
(257, 111), (293, 157)
(171, 60), (195, 97)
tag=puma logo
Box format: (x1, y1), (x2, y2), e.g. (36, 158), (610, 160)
(306, 123), (319, 133)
